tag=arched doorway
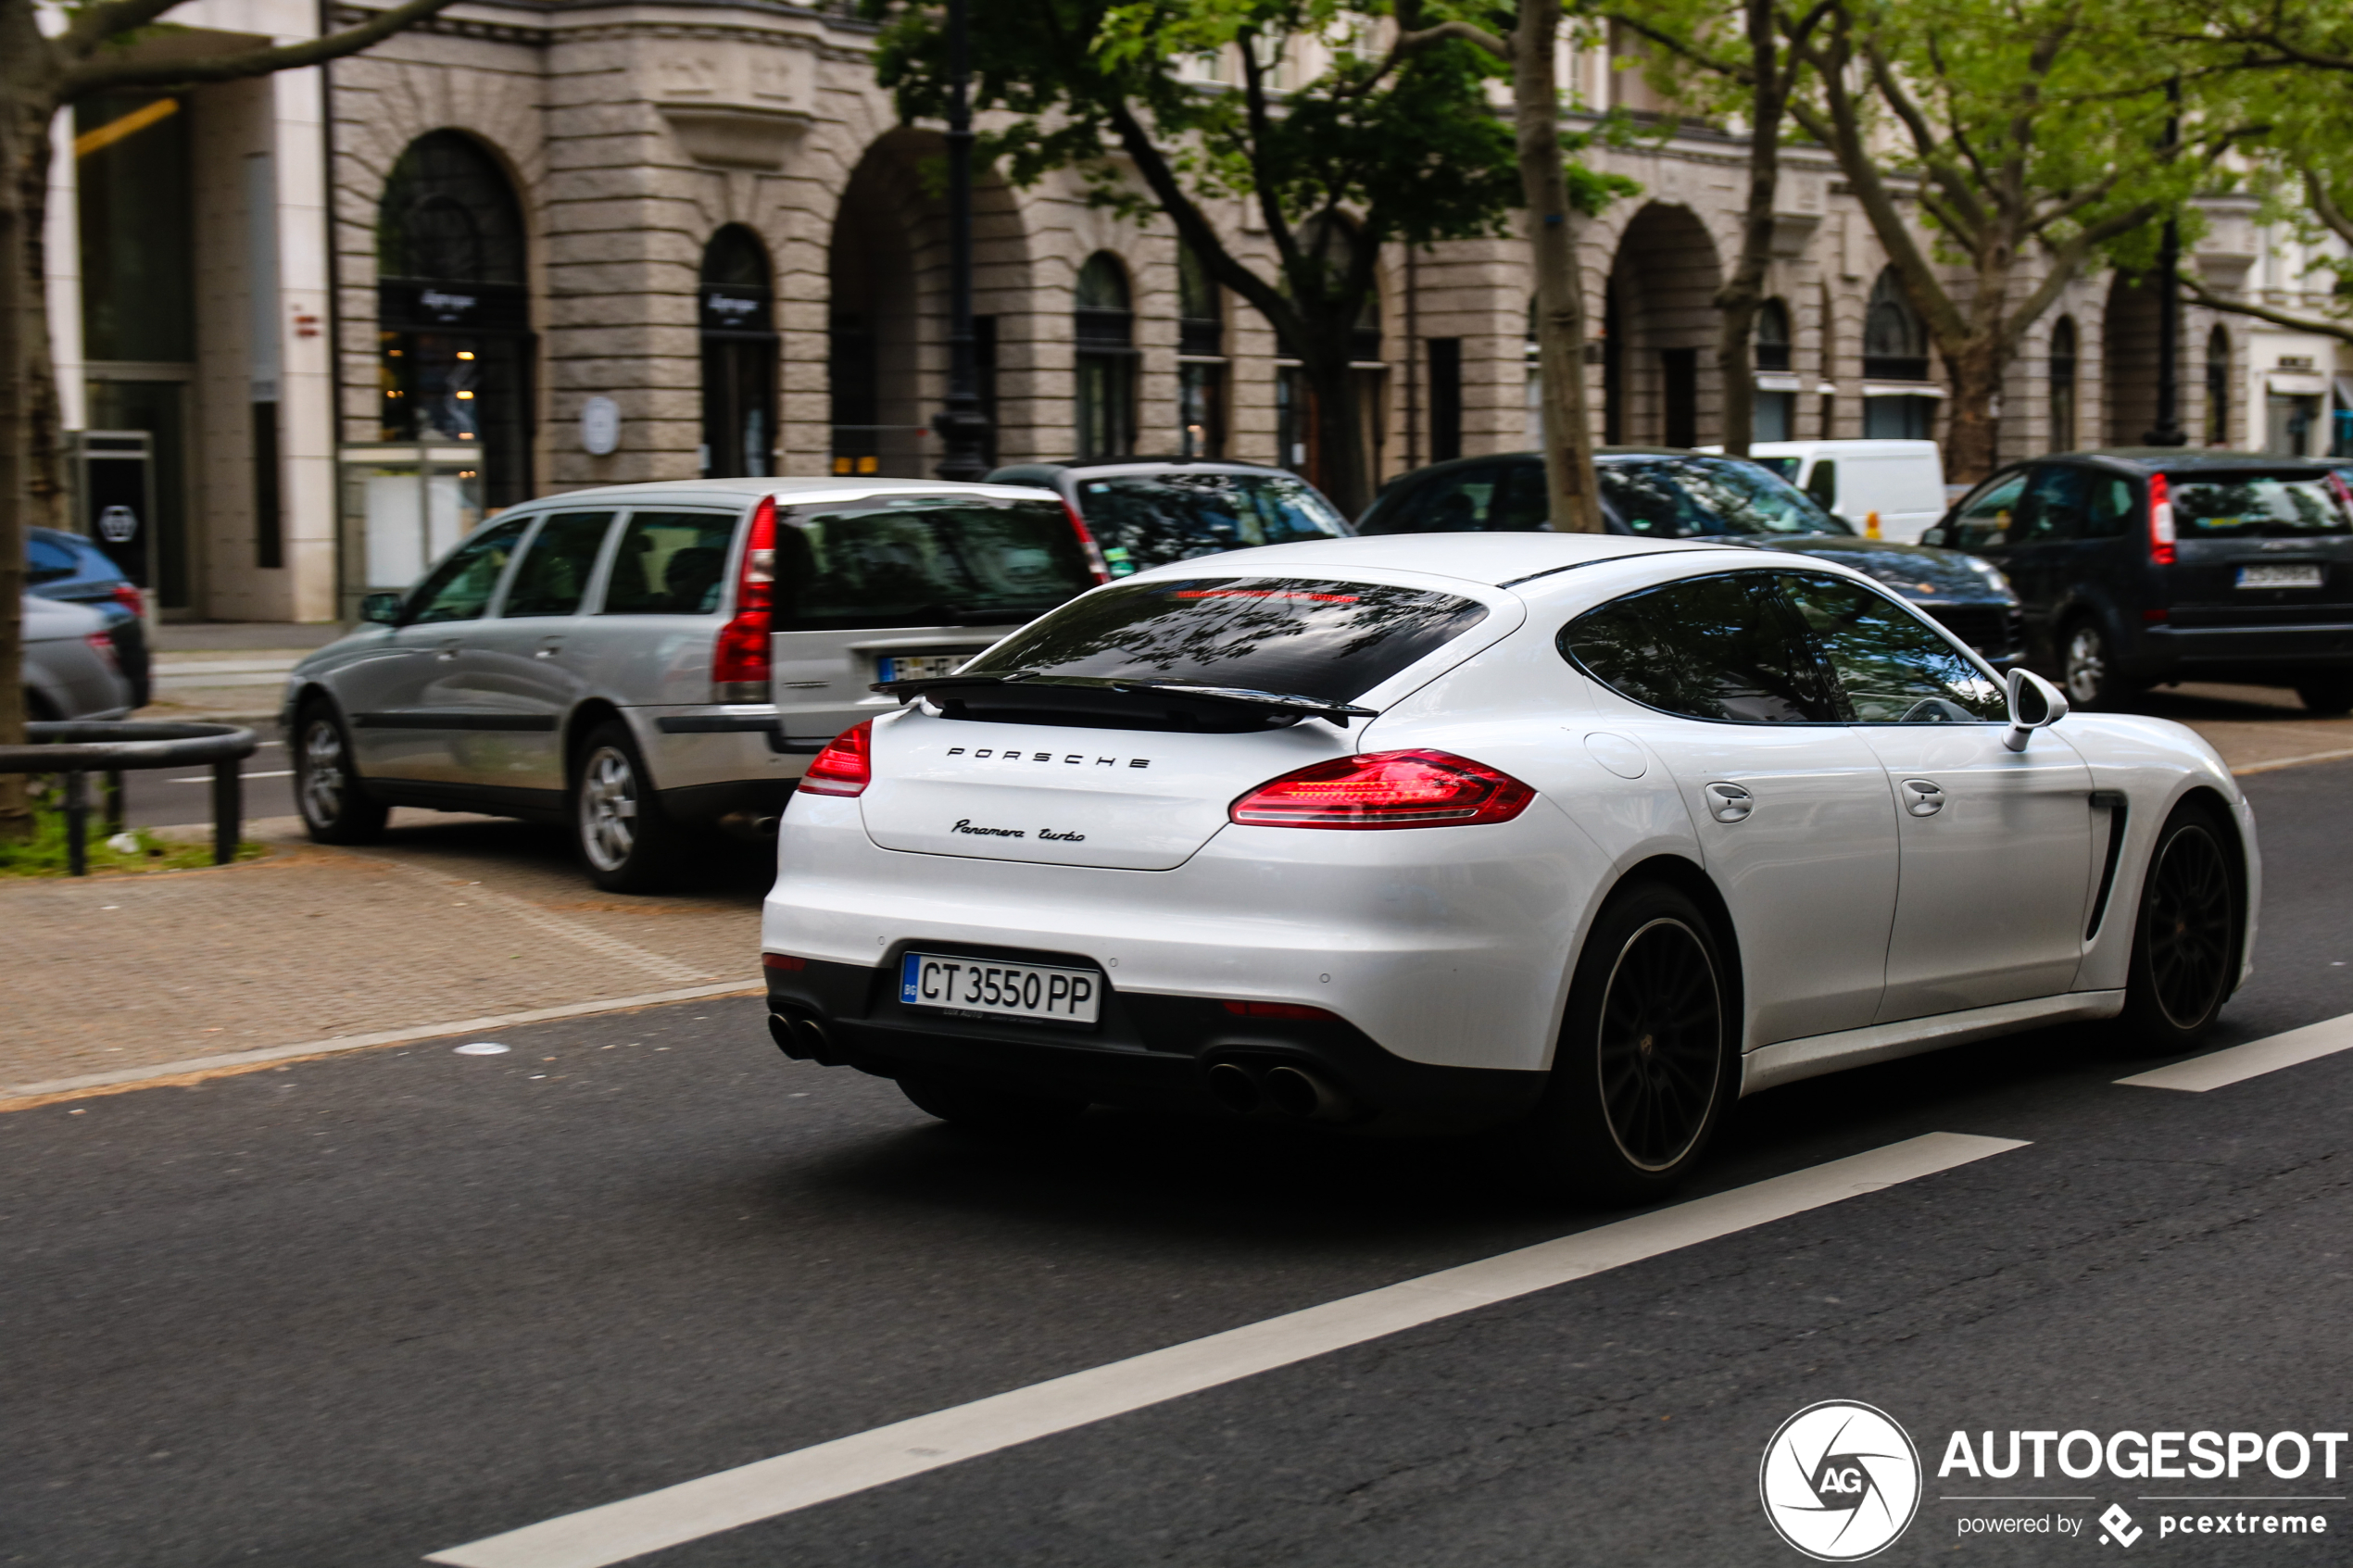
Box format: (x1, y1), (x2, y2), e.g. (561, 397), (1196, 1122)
(376, 131), (532, 508)
(2049, 317), (2079, 452)
(2103, 270), (2165, 445)
(1604, 205), (1722, 448)
(2204, 324), (2231, 446)
(1861, 269), (1935, 438)
(1074, 253), (1136, 458)
(698, 225), (775, 478)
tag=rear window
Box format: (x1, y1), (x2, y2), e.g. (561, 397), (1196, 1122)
(1076, 472), (1347, 576)
(2168, 472), (2352, 538)
(776, 495), (1096, 631)
(964, 577), (1490, 704)
(1601, 458), (1851, 538)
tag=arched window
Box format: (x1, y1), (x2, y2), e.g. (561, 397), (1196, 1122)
(698, 225), (775, 478)
(1178, 247), (1226, 458)
(2050, 317), (2079, 452)
(1862, 269), (1933, 439)
(377, 131), (532, 508)
(1753, 299), (1795, 442)
(1817, 282), (1838, 436)
(2205, 324), (2231, 446)
(1074, 253), (1136, 458)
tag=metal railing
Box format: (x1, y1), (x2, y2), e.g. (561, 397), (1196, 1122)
(0, 721), (260, 876)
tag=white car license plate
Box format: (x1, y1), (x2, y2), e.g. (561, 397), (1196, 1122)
(2236, 564), (2323, 589)
(900, 952), (1102, 1024)
(878, 653), (973, 683)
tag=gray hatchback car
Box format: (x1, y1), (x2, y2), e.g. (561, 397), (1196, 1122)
(283, 478), (1100, 889)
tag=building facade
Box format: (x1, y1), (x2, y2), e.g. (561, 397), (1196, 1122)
(44, 0), (2353, 621)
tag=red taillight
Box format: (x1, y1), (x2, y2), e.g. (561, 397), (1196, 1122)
(2328, 470), (2353, 521)
(1229, 748), (1537, 830)
(2147, 472), (2176, 566)
(799, 719), (873, 797)
(1221, 999), (1339, 1021)
(1062, 500), (1112, 583)
(713, 495), (777, 700)
(84, 632), (120, 671)
(761, 952), (807, 972)
(110, 583), (144, 618)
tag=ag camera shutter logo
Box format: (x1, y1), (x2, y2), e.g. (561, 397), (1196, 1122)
(1760, 1400), (1922, 1561)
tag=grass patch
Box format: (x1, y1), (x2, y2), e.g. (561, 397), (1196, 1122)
(0, 790), (268, 878)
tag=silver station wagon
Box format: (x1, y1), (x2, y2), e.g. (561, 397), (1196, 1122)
(283, 478), (1102, 889)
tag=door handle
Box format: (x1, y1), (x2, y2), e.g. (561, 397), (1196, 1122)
(433, 639), (461, 661)
(1704, 782), (1753, 822)
(1901, 778), (1945, 816)
(534, 640), (562, 659)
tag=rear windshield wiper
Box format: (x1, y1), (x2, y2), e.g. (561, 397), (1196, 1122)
(873, 671), (1379, 724)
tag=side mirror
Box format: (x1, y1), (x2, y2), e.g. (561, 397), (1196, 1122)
(1919, 526), (1948, 547)
(359, 591), (404, 626)
(2003, 668), (2069, 751)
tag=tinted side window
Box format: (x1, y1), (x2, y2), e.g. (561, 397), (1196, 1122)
(602, 510), (736, 615)
(1944, 472), (2028, 550)
(1780, 571), (2006, 722)
(1560, 572), (1841, 723)
(1389, 465), (1510, 532)
(2083, 476), (2136, 539)
(407, 518), (530, 625)
(502, 511), (616, 617)
(2015, 465), (2090, 544)
(1806, 460), (1837, 509)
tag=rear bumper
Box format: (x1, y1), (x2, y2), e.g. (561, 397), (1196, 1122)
(764, 949), (1544, 1135)
(2133, 622), (2353, 679)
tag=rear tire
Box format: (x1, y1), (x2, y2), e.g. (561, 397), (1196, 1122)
(898, 1072), (1088, 1134)
(1525, 880), (1733, 1202)
(2060, 617), (2139, 709)
(2117, 803), (2242, 1053)
(295, 703), (387, 845)
(2295, 674), (2353, 716)
(573, 720), (682, 893)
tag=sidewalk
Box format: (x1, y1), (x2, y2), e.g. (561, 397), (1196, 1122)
(138, 621), (343, 724)
(0, 812), (767, 1097)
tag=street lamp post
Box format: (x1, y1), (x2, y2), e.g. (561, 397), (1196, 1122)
(932, 0), (992, 479)
(2143, 213), (2188, 447)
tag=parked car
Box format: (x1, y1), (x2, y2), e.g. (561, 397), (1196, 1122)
(1923, 450), (2353, 712)
(26, 526), (149, 707)
(282, 478), (1101, 891)
(22, 595), (134, 721)
(761, 531), (2255, 1197)
(1355, 448), (2025, 668)
(983, 458), (1352, 577)
(1721, 439), (1949, 542)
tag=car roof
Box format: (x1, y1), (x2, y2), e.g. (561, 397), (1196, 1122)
(1133, 529), (1727, 587)
(2058, 449), (2341, 474)
(1380, 447), (1764, 486)
(991, 458), (1298, 478)
(502, 477), (1058, 508)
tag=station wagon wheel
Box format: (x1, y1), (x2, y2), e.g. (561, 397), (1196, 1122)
(1529, 880), (1732, 1201)
(294, 703), (386, 844)
(2122, 809), (2238, 1046)
(2059, 618), (2139, 709)
(573, 720), (680, 893)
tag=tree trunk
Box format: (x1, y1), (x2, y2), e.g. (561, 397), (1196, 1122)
(1512, 0), (1603, 533)
(1715, 0), (1780, 459)
(1944, 339), (2003, 486)
(1, 72), (60, 844)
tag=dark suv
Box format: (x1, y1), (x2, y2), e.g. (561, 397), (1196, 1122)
(1924, 450), (2353, 712)
(1357, 448), (2027, 667)
(984, 458), (1351, 579)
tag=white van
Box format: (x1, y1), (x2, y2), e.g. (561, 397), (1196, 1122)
(1718, 440), (1947, 543)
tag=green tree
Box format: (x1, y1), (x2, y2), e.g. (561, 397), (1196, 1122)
(2, 0), (462, 842)
(879, 0), (1530, 519)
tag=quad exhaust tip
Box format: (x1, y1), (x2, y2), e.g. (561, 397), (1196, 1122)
(1204, 1059), (1353, 1123)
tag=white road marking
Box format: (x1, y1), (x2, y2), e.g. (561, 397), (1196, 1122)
(2116, 1011), (2353, 1092)
(0, 981), (759, 1105)
(165, 770), (293, 783)
(425, 1132), (2027, 1568)
(2232, 746), (2353, 777)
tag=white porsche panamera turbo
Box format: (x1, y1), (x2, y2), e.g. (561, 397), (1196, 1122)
(759, 532), (2257, 1196)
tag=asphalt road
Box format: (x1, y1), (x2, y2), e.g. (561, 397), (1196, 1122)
(117, 738), (296, 829)
(6, 763), (2352, 1568)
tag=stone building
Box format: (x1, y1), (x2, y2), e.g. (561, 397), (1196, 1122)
(44, 0), (2353, 622)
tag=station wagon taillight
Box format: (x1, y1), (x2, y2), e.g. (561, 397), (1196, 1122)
(1229, 749), (1536, 830)
(712, 495), (777, 701)
(799, 719), (873, 797)
(2147, 472), (2176, 566)
(1061, 499), (1112, 583)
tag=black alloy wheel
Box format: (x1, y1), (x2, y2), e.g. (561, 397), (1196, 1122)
(2120, 806), (2239, 1049)
(2060, 617), (2131, 709)
(1529, 880), (1732, 1200)
(295, 703), (387, 844)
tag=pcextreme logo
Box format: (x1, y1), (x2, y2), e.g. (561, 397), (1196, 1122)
(1760, 1400), (1924, 1562)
